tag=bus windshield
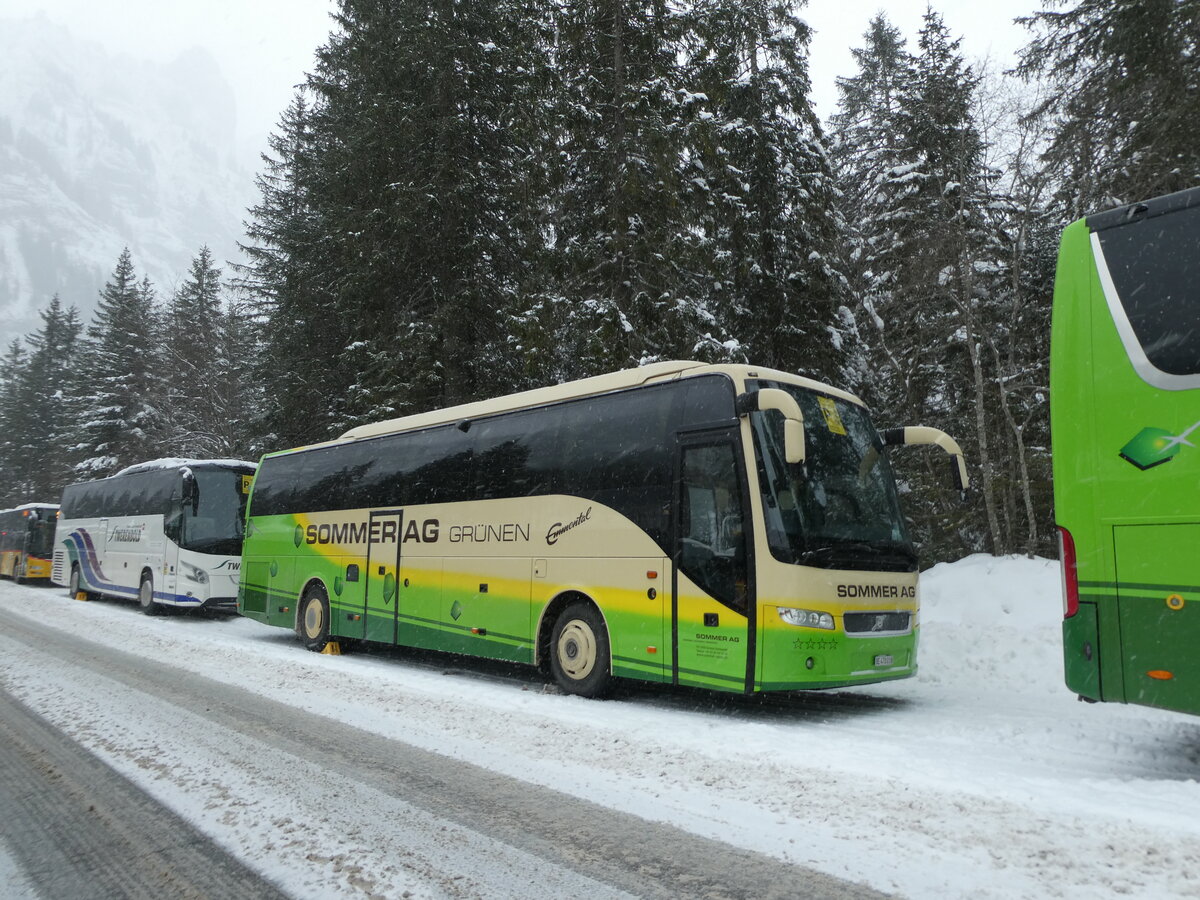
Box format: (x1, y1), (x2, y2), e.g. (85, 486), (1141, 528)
(183, 468), (250, 555)
(748, 381), (914, 572)
(29, 515), (56, 560)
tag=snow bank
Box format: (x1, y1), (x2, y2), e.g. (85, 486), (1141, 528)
(917, 553), (1068, 699)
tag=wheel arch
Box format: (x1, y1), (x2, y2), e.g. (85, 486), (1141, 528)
(294, 575), (330, 636)
(535, 590), (611, 673)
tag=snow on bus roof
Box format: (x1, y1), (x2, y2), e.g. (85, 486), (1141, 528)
(0, 502), (58, 515)
(114, 457), (258, 477)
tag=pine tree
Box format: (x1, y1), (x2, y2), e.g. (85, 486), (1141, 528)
(688, 0), (850, 384)
(240, 1), (554, 444)
(1017, 0), (1200, 215)
(833, 10), (1016, 559)
(236, 92), (334, 448)
(0, 340), (31, 505)
(72, 248), (163, 477)
(214, 297), (265, 460)
(0, 298), (85, 504)
(18, 297), (84, 498)
(162, 246), (230, 456)
(546, 0), (720, 375)
(828, 13), (910, 390)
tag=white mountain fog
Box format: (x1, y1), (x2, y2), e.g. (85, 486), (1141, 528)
(0, 15), (253, 339)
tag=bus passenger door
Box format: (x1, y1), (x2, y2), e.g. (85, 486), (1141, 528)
(361, 510), (402, 644)
(162, 501), (182, 598)
(673, 433), (753, 693)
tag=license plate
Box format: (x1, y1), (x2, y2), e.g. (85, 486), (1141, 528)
(874, 654), (894, 667)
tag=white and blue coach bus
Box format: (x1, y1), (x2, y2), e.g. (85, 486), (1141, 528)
(52, 458), (256, 614)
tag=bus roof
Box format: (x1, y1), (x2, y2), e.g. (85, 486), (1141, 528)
(309, 361), (863, 449)
(1085, 184), (1200, 233)
(113, 458), (258, 477)
(0, 503), (58, 517)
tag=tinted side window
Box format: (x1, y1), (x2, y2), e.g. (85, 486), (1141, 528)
(557, 385), (680, 547)
(397, 426), (469, 505)
(1099, 202), (1200, 375)
(74, 484), (95, 518)
(61, 485), (84, 519)
(0, 512), (15, 552)
(127, 470), (176, 516)
(250, 452), (311, 517)
(679, 375), (736, 429)
(249, 374), (735, 540)
(471, 407), (561, 500)
(303, 444), (361, 511)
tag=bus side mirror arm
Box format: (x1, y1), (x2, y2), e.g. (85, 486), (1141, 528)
(882, 426), (970, 496)
(737, 389), (805, 464)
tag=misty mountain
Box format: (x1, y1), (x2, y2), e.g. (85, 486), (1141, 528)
(0, 15), (254, 339)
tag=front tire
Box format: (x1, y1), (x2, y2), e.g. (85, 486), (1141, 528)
(68, 564), (92, 600)
(299, 583), (332, 652)
(138, 572), (163, 616)
(550, 601), (612, 698)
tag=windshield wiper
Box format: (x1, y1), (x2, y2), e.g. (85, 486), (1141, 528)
(800, 540), (917, 571)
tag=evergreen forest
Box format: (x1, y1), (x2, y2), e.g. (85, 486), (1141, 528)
(2, 0), (1198, 563)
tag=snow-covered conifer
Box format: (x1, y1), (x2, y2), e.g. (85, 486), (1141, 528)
(71, 248), (163, 478)
(1017, 0), (1200, 216)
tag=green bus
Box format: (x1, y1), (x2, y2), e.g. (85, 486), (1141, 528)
(1052, 185), (1200, 716)
(239, 361), (967, 697)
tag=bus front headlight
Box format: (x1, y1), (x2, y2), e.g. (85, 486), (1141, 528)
(182, 562), (209, 585)
(777, 607), (835, 630)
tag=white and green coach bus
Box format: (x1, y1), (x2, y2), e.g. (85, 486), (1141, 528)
(239, 362), (967, 697)
(53, 458), (257, 614)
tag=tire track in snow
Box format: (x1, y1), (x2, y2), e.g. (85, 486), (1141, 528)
(0, 688), (290, 900)
(0, 612), (890, 900)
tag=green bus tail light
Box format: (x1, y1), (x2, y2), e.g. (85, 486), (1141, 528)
(1057, 525), (1079, 619)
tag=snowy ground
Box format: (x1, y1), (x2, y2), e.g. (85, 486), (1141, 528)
(2, 555), (1199, 899)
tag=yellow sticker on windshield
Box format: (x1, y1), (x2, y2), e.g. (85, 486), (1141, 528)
(242, 474), (254, 494)
(818, 396), (847, 436)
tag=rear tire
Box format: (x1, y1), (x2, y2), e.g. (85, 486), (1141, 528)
(299, 583), (332, 652)
(138, 572), (163, 616)
(550, 601), (612, 698)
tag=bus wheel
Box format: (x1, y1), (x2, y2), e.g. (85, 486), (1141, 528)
(138, 572), (163, 616)
(68, 565), (92, 600)
(550, 602), (612, 698)
(299, 584), (332, 652)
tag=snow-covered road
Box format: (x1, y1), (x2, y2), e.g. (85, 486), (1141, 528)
(2, 555), (1198, 899)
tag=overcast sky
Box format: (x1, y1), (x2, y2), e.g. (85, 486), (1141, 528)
(0, 0), (1041, 156)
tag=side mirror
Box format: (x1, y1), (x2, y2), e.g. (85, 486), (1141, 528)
(882, 426), (970, 495)
(181, 471), (199, 515)
(737, 389), (806, 464)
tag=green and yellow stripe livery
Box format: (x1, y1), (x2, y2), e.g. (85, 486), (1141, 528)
(240, 362), (966, 697)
